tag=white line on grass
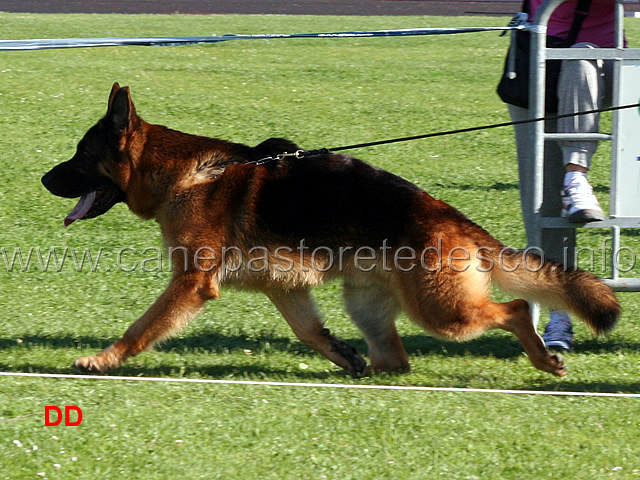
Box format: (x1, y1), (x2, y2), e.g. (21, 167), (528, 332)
(1, 371), (639, 398)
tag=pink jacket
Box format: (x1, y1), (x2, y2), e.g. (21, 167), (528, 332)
(528, 0), (619, 47)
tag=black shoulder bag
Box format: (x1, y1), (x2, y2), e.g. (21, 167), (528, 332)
(496, 0), (592, 112)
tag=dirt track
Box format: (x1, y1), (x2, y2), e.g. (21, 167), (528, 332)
(2, 1), (637, 17)
(0, 1), (524, 17)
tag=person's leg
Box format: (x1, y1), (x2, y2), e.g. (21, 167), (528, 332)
(557, 42), (607, 222)
(543, 310), (574, 351)
(541, 43), (613, 348)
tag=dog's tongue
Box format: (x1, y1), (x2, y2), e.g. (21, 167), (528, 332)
(64, 191), (97, 226)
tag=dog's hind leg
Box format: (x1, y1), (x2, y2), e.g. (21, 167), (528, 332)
(267, 288), (367, 376)
(498, 299), (567, 376)
(343, 280), (409, 373)
(395, 267), (567, 376)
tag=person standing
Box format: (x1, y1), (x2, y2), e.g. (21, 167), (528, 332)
(505, 0), (622, 351)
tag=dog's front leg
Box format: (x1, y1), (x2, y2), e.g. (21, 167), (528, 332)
(74, 273), (217, 373)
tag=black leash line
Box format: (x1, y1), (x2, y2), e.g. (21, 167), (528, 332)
(250, 102), (640, 164)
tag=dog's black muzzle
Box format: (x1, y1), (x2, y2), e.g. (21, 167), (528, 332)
(41, 161), (111, 198)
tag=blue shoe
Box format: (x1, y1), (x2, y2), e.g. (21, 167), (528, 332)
(543, 311), (573, 352)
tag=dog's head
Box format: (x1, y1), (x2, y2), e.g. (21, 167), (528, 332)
(41, 82), (138, 226)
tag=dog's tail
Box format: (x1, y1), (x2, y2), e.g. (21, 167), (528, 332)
(488, 245), (620, 335)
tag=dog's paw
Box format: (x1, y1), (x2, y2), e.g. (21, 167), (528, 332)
(73, 354), (118, 373)
(328, 338), (368, 377)
(348, 353), (369, 378)
(547, 352), (567, 377)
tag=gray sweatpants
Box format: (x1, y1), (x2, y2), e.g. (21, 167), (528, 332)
(508, 42), (613, 263)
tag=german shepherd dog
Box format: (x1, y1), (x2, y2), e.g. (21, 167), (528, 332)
(42, 83), (620, 377)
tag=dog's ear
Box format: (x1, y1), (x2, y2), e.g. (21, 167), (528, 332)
(107, 82), (121, 108)
(107, 83), (137, 132)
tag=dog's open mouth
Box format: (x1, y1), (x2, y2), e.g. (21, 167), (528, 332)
(64, 185), (124, 226)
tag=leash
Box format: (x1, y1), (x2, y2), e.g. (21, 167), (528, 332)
(249, 102), (640, 165)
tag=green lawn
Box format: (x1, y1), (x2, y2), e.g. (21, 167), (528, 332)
(1, 12), (640, 479)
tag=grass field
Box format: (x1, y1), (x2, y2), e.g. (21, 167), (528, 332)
(1, 12), (640, 479)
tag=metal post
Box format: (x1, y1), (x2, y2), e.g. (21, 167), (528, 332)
(528, 0), (565, 329)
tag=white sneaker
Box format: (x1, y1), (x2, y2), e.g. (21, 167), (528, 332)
(561, 173), (604, 223)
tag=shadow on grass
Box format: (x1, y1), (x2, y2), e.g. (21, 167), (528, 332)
(1, 332), (638, 358)
(432, 181), (520, 192)
(571, 337), (640, 354)
(0, 333), (523, 382)
(533, 380), (640, 393)
(0, 332), (523, 356)
(0, 361), (335, 381)
(432, 181), (610, 195)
